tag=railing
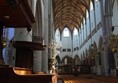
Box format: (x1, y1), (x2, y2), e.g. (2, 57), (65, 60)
(56, 65), (91, 75)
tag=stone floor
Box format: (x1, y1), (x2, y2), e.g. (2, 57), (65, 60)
(59, 74), (118, 83)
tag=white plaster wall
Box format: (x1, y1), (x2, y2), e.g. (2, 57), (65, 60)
(60, 31), (72, 59)
(73, 35), (79, 47)
(72, 34), (79, 57)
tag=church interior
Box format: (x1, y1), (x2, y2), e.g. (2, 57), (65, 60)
(0, 0), (118, 83)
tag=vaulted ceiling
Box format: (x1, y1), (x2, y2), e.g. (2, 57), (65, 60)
(53, 0), (90, 31)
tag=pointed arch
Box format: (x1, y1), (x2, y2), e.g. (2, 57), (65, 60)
(62, 56), (73, 64)
(90, 1), (94, 11)
(63, 28), (70, 37)
(73, 28), (79, 36)
(74, 55), (80, 65)
(86, 10), (89, 19)
(55, 28), (61, 42)
(56, 55), (61, 64)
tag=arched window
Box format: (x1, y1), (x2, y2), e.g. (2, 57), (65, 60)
(64, 58), (67, 65)
(55, 28), (60, 42)
(90, 1), (93, 11)
(86, 10), (89, 19)
(73, 28), (78, 36)
(55, 28), (60, 37)
(80, 23), (83, 31)
(83, 18), (85, 24)
(63, 28), (70, 37)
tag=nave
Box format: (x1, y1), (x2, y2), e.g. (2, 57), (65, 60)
(59, 74), (118, 83)
(1, 0), (118, 83)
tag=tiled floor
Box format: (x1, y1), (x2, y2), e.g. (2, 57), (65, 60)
(59, 74), (118, 83)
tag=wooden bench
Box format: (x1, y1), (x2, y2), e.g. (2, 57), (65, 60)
(0, 65), (54, 83)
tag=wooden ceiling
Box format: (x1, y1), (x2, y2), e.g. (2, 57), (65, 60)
(53, 0), (90, 31)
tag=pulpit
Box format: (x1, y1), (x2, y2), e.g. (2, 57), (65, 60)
(0, 1), (58, 83)
(12, 41), (45, 69)
(0, 0), (35, 64)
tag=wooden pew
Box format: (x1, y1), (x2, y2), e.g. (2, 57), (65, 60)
(0, 65), (54, 83)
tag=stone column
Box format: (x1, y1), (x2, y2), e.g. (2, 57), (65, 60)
(99, 0), (112, 76)
(32, 22), (42, 73)
(32, 0), (42, 73)
(105, 0), (114, 76)
(48, 0), (55, 72)
(41, 0), (49, 73)
(33, 51), (42, 72)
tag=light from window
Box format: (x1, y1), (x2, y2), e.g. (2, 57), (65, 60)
(63, 28), (70, 37)
(86, 10), (89, 18)
(55, 28), (60, 37)
(83, 18), (85, 24)
(73, 28), (78, 35)
(90, 1), (93, 11)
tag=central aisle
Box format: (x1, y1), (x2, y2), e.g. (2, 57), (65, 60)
(58, 74), (118, 83)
